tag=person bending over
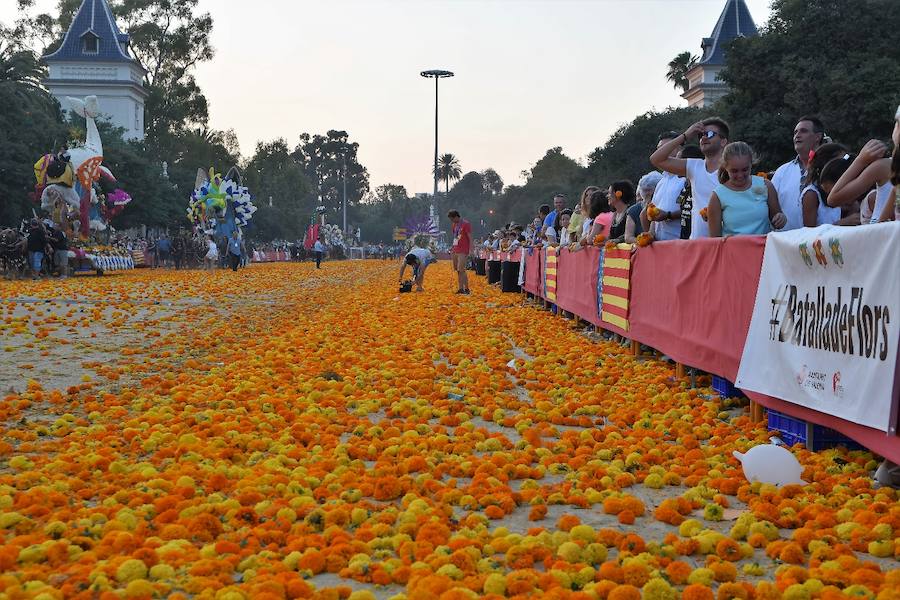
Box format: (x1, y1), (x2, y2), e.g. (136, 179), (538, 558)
(399, 245), (434, 292)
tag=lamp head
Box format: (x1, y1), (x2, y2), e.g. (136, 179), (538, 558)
(420, 70), (454, 78)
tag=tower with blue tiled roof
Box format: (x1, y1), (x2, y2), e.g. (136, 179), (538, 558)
(683, 0), (758, 108)
(43, 0), (148, 140)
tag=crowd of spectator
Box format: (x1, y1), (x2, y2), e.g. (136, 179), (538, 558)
(481, 107), (899, 252)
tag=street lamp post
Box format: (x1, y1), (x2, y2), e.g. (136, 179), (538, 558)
(342, 154), (347, 235)
(420, 69), (454, 232)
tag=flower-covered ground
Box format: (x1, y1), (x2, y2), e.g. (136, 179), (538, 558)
(0, 262), (897, 600)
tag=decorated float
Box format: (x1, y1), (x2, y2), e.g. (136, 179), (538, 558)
(31, 95), (134, 274)
(187, 167), (256, 238)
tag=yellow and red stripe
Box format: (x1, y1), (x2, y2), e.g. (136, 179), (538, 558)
(601, 244), (632, 331)
(544, 246), (558, 303)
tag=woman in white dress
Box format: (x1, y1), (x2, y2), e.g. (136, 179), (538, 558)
(204, 234), (218, 270)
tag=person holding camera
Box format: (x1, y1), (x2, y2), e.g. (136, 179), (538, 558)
(399, 245), (434, 292)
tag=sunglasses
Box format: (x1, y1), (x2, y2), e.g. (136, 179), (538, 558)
(699, 130), (719, 140)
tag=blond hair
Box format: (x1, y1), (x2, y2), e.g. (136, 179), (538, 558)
(718, 141), (755, 184)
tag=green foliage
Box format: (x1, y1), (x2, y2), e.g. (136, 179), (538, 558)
(433, 153), (462, 194)
(292, 130), (369, 226)
(717, 0), (900, 168)
(583, 107), (707, 187)
(666, 51), (698, 93)
(353, 183), (432, 243)
(243, 139), (315, 241)
(0, 42), (68, 225)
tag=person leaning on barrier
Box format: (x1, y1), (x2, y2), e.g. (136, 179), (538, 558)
(800, 143), (849, 227)
(771, 115), (827, 231)
(608, 180), (636, 242)
(651, 117), (731, 239)
(707, 142), (786, 237)
(580, 188), (612, 246)
(829, 104), (899, 224)
(632, 171), (662, 243)
(645, 132), (686, 241)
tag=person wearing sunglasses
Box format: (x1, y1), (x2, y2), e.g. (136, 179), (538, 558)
(650, 117), (730, 239)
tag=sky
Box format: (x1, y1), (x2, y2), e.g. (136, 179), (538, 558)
(3, 0), (773, 195)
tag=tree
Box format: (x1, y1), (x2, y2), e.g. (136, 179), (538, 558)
(292, 130), (369, 226)
(448, 171), (487, 211)
(481, 168), (504, 196)
(717, 0), (900, 168)
(433, 153), (462, 195)
(0, 41), (69, 225)
(242, 139), (315, 241)
(666, 51), (698, 93)
(12, 0), (215, 152)
(582, 107), (707, 188)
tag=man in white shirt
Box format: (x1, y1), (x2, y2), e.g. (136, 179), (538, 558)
(771, 116), (826, 231)
(647, 131), (686, 241)
(650, 118), (730, 239)
(400, 245), (434, 292)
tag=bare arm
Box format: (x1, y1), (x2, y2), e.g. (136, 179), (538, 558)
(828, 141), (890, 207)
(708, 192), (723, 237)
(801, 189), (819, 228)
(399, 262), (407, 281)
(639, 205), (650, 234)
(878, 187), (897, 222)
(766, 180), (787, 229)
(624, 213), (638, 244)
(651, 129), (696, 177)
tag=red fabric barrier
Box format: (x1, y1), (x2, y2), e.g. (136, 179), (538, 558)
(523, 248), (543, 297)
(626, 236), (898, 462)
(556, 248), (599, 322)
(628, 236), (764, 382)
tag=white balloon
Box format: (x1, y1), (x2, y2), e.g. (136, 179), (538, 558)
(733, 444), (807, 487)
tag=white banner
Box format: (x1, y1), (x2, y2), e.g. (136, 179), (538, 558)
(736, 223), (900, 432)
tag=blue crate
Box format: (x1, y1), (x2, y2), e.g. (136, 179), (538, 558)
(767, 410), (865, 451)
(712, 375), (745, 399)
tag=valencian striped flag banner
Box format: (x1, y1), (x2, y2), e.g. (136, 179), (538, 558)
(544, 247), (558, 303)
(600, 244), (633, 331)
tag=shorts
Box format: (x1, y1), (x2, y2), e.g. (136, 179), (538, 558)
(451, 253), (467, 271)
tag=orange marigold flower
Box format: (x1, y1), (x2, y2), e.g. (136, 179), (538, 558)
(607, 584), (641, 600)
(683, 584), (716, 600)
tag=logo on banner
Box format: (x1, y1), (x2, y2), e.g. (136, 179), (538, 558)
(799, 237), (845, 269)
(832, 371), (844, 398)
(829, 238), (844, 267)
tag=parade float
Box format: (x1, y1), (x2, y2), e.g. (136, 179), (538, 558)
(31, 96), (134, 274)
(187, 167), (257, 238)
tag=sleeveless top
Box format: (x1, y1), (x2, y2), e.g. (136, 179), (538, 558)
(870, 180), (894, 224)
(593, 212), (614, 237)
(714, 175), (771, 236)
(800, 184), (841, 226)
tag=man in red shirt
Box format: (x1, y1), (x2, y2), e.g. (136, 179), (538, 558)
(448, 210), (471, 294)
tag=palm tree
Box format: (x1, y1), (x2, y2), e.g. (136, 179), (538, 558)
(666, 51), (699, 93)
(432, 153), (462, 195)
(0, 43), (52, 109)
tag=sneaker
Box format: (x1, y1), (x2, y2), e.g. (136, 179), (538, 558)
(463, 289), (471, 295)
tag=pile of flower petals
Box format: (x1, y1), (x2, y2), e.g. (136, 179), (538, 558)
(0, 262), (897, 600)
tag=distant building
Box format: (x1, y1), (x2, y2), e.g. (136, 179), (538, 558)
(43, 0), (147, 140)
(682, 0), (758, 108)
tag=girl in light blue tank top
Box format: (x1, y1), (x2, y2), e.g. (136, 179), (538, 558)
(708, 142), (787, 237)
(715, 176), (771, 235)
